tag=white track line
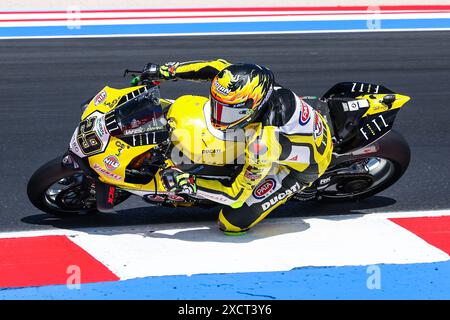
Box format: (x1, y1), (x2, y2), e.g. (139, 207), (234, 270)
(1, 28), (450, 41)
(2, 13), (450, 27)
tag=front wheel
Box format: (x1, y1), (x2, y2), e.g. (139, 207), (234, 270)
(27, 156), (130, 216)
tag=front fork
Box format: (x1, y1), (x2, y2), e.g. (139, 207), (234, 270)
(62, 151), (118, 213)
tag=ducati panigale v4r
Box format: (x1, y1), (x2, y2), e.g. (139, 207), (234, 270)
(27, 71), (411, 216)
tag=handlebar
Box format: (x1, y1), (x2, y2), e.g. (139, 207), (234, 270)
(123, 68), (160, 87)
(123, 69), (142, 77)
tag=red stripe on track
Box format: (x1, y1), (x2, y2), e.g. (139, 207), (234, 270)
(0, 6), (450, 15)
(0, 235), (119, 288)
(390, 216), (450, 256)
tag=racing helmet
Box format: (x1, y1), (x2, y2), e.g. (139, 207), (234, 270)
(210, 64), (274, 130)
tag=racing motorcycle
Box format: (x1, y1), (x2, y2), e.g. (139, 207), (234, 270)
(27, 70), (411, 216)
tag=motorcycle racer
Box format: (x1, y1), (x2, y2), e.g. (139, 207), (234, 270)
(144, 60), (334, 234)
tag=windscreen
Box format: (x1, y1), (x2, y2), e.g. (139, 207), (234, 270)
(113, 86), (166, 135)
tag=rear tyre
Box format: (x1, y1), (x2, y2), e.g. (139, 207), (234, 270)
(318, 156), (407, 202)
(318, 130), (411, 202)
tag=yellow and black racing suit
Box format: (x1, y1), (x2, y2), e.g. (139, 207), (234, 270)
(164, 59), (333, 232)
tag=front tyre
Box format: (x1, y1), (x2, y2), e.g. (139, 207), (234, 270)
(27, 156), (129, 216)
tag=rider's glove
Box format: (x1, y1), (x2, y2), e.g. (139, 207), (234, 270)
(142, 62), (179, 81)
(161, 167), (197, 195)
(158, 62), (179, 80)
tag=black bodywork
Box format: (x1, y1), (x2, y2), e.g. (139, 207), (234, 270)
(319, 82), (403, 153)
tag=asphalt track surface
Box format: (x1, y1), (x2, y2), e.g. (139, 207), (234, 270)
(0, 31), (449, 232)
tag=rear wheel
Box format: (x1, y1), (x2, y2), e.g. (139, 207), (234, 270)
(27, 156), (130, 216)
(317, 156), (406, 202)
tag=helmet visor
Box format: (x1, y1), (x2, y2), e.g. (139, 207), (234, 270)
(210, 96), (252, 128)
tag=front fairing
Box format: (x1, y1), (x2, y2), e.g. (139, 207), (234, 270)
(68, 85), (170, 189)
(81, 85), (149, 120)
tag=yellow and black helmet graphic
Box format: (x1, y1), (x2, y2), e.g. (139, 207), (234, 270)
(210, 64), (274, 129)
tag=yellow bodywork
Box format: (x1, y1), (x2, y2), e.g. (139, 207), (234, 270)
(82, 85), (172, 120)
(81, 86), (173, 193)
(358, 93), (411, 117)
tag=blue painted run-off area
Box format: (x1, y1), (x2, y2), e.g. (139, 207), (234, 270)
(1, 19), (450, 37)
(1, 261), (449, 299)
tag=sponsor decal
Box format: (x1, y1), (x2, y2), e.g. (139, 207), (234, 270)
(288, 155), (299, 161)
(104, 98), (119, 109)
(122, 119), (167, 135)
(299, 100), (311, 125)
(371, 104), (388, 112)
(244, 167), (261, 181)
(253, 178), (276, 200)
(70, 140), (80, 153)
(352, 145), (380, 156)
(94, 90), (107, 106)
(348, 101), (359, 111)
(197, 190), (234, 205)
(360, 114), (389, 140)
(190, 165), (205, 174)
(261, 182), (301, 211)
(343, 99), (370, 112)
(350, 83), (380, 94)
(213, 80), (231, 95)
(313, 113), (324, 140)
(103, 155), (120, 171)
(95, 118), (107, 138)
(93, 163), (121, 181)
(115, 141), (125, 157)
(319, 177), (331, 185)
(124, 127), (144, 135)
(145, 194), (166, 202)
(238, 108), (251, 114)
(119, 131), (169, 147)
(107, 186), (115, 205)
(202, 149), (222, 154)
(300, 96), (317, 100)
(167, 194), (185, 202)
